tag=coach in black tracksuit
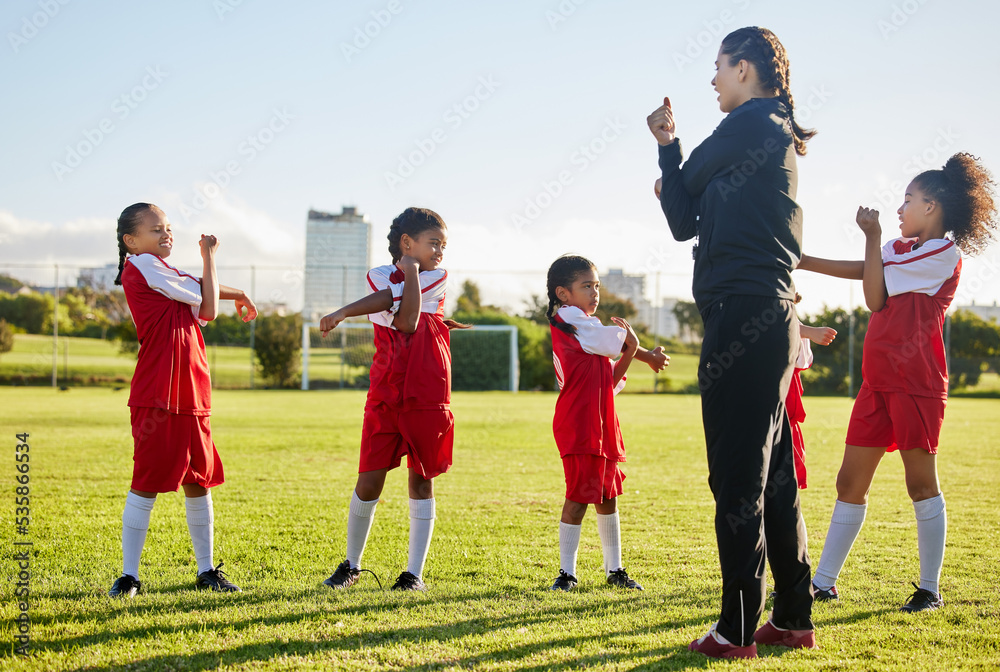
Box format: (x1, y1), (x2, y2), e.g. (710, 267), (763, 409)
(648, 30), (816, 648)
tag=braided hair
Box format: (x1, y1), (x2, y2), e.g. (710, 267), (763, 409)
(911, 153), (998, 256)
(114, 203), (156, 285)
(546, 255), (596, 336)
(387, 207), (447, 263)
(720, 27), (816, 156)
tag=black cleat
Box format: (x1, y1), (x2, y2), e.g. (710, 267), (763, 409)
(551, 570), (578, 591)
(109, 574), (141, 598)
(607, 568), (644, 590)
(812, 582), (839, 601)
(391, 571), (426, 591)
(900, 583), (943, 613)
(324, 560), (361, 589)
(195, 562), (242, 592)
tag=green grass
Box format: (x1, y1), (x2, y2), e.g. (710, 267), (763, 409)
(1, 389), (998, 670)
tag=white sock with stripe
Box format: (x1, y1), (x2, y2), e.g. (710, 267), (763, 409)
(407, 498), (436, 578)
(122, 492), (156, 579)
(914, 493), (946, 595)
(346, 491), (379, 570)
(814, 500), (867, 590)
(185, 493), (215, 574)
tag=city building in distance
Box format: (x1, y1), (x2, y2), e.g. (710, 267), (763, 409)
(303, 206), (371, 323)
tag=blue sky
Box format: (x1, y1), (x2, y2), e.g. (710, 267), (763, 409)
(2, 0), (998, 316)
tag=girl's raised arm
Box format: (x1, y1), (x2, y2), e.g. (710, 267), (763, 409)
(198, 235), (220, 322)
(320, 289), (393, 336)
(857, 207), (888, 311)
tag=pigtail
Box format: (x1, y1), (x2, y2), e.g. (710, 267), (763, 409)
(114, 240), (128, 286)
(546, 254), (597, 336)
(720, 26), (815, 156)
(914, 153), (998, 256)
(114, 202), (154, 286)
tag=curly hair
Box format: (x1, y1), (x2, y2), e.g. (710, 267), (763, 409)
(720, 26), (816, 156)
(387, 207), (447, 263)
(545, 255), (597, 336)
(912, 153), (998, 256)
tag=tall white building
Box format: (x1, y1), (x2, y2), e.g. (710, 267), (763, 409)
(303, 206), (371, 322)
(601, 268), (680, 339)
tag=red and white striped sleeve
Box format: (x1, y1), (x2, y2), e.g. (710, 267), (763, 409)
(366, 264), (402, 328)
(557, 305), (626, 358)
(366, 266), (449, 329)
(882, 238), (961, 297)
(128, 254), (206, 324)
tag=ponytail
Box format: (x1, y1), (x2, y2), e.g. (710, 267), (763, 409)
(114, 203), (154, 285)
(720, 26), (816, 156)
(912, 153), (997, 255)
(545, 255), (597, 336)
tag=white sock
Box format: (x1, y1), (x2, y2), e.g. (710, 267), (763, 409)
(122, 492), (156, 579)
(814, 500), (867, 590)
(346, 491), (379, 570)
(407, 498), (436, 578)
(914, 493), (946, 595)
(596, 512), (623, 575)
(559, 522), (582, 577)
(185, 492), (215, 574)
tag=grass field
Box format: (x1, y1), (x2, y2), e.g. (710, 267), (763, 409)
(2, 389), (999, 670)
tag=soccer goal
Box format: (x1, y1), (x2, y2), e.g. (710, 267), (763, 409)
(301, 322), (519, 392)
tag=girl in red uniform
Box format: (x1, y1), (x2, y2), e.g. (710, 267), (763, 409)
(320, 207), (461, 592)
(798, 153), (996, 612)
(111, 203), (257, 597)
(787, 299), (838, 490)
(546, 255), (668, 592)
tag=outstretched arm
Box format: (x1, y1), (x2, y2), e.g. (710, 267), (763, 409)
(634, 346), (669, 372)
(799, 324), (837, 346)
(320, 289), (393, 336)
(797, 253), (864, 280)
(219, 285), (258, 322)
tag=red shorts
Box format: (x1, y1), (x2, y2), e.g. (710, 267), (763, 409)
(845, 386), (946, 454)
(359, 404), (454, 479)
(130, 407), (224, 492)
(562, 454), (625, 504)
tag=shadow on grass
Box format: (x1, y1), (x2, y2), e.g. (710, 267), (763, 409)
(28, 585), (730, 672)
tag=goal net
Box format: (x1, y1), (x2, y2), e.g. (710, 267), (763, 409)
(301, 322), (519, 392)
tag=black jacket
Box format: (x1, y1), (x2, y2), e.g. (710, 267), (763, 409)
(658, 97), (802, 312)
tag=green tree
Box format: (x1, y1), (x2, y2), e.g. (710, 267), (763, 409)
(0, 274), (25, 294)
(456, 280), (483, 314)
(451, 308), (554, 391)
(0, 291), (50, 334)
(254, 313), (302, 388)
(672, 300), (704, 342)
(799, 305), (870, 395)
(948, 309), (1000, 389)
(521, 294), (549, 325)
(0, 319), (14, 359)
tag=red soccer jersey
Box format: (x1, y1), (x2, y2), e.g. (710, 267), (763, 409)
(862, 238), (961, 399)
(365, 264), (451, 411)
(122, 254), (212, 415)
(786, 337), (813, 489)
(551, 305), (627, 460)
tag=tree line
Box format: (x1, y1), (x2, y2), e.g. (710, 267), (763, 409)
(1, 274), (997, 393)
